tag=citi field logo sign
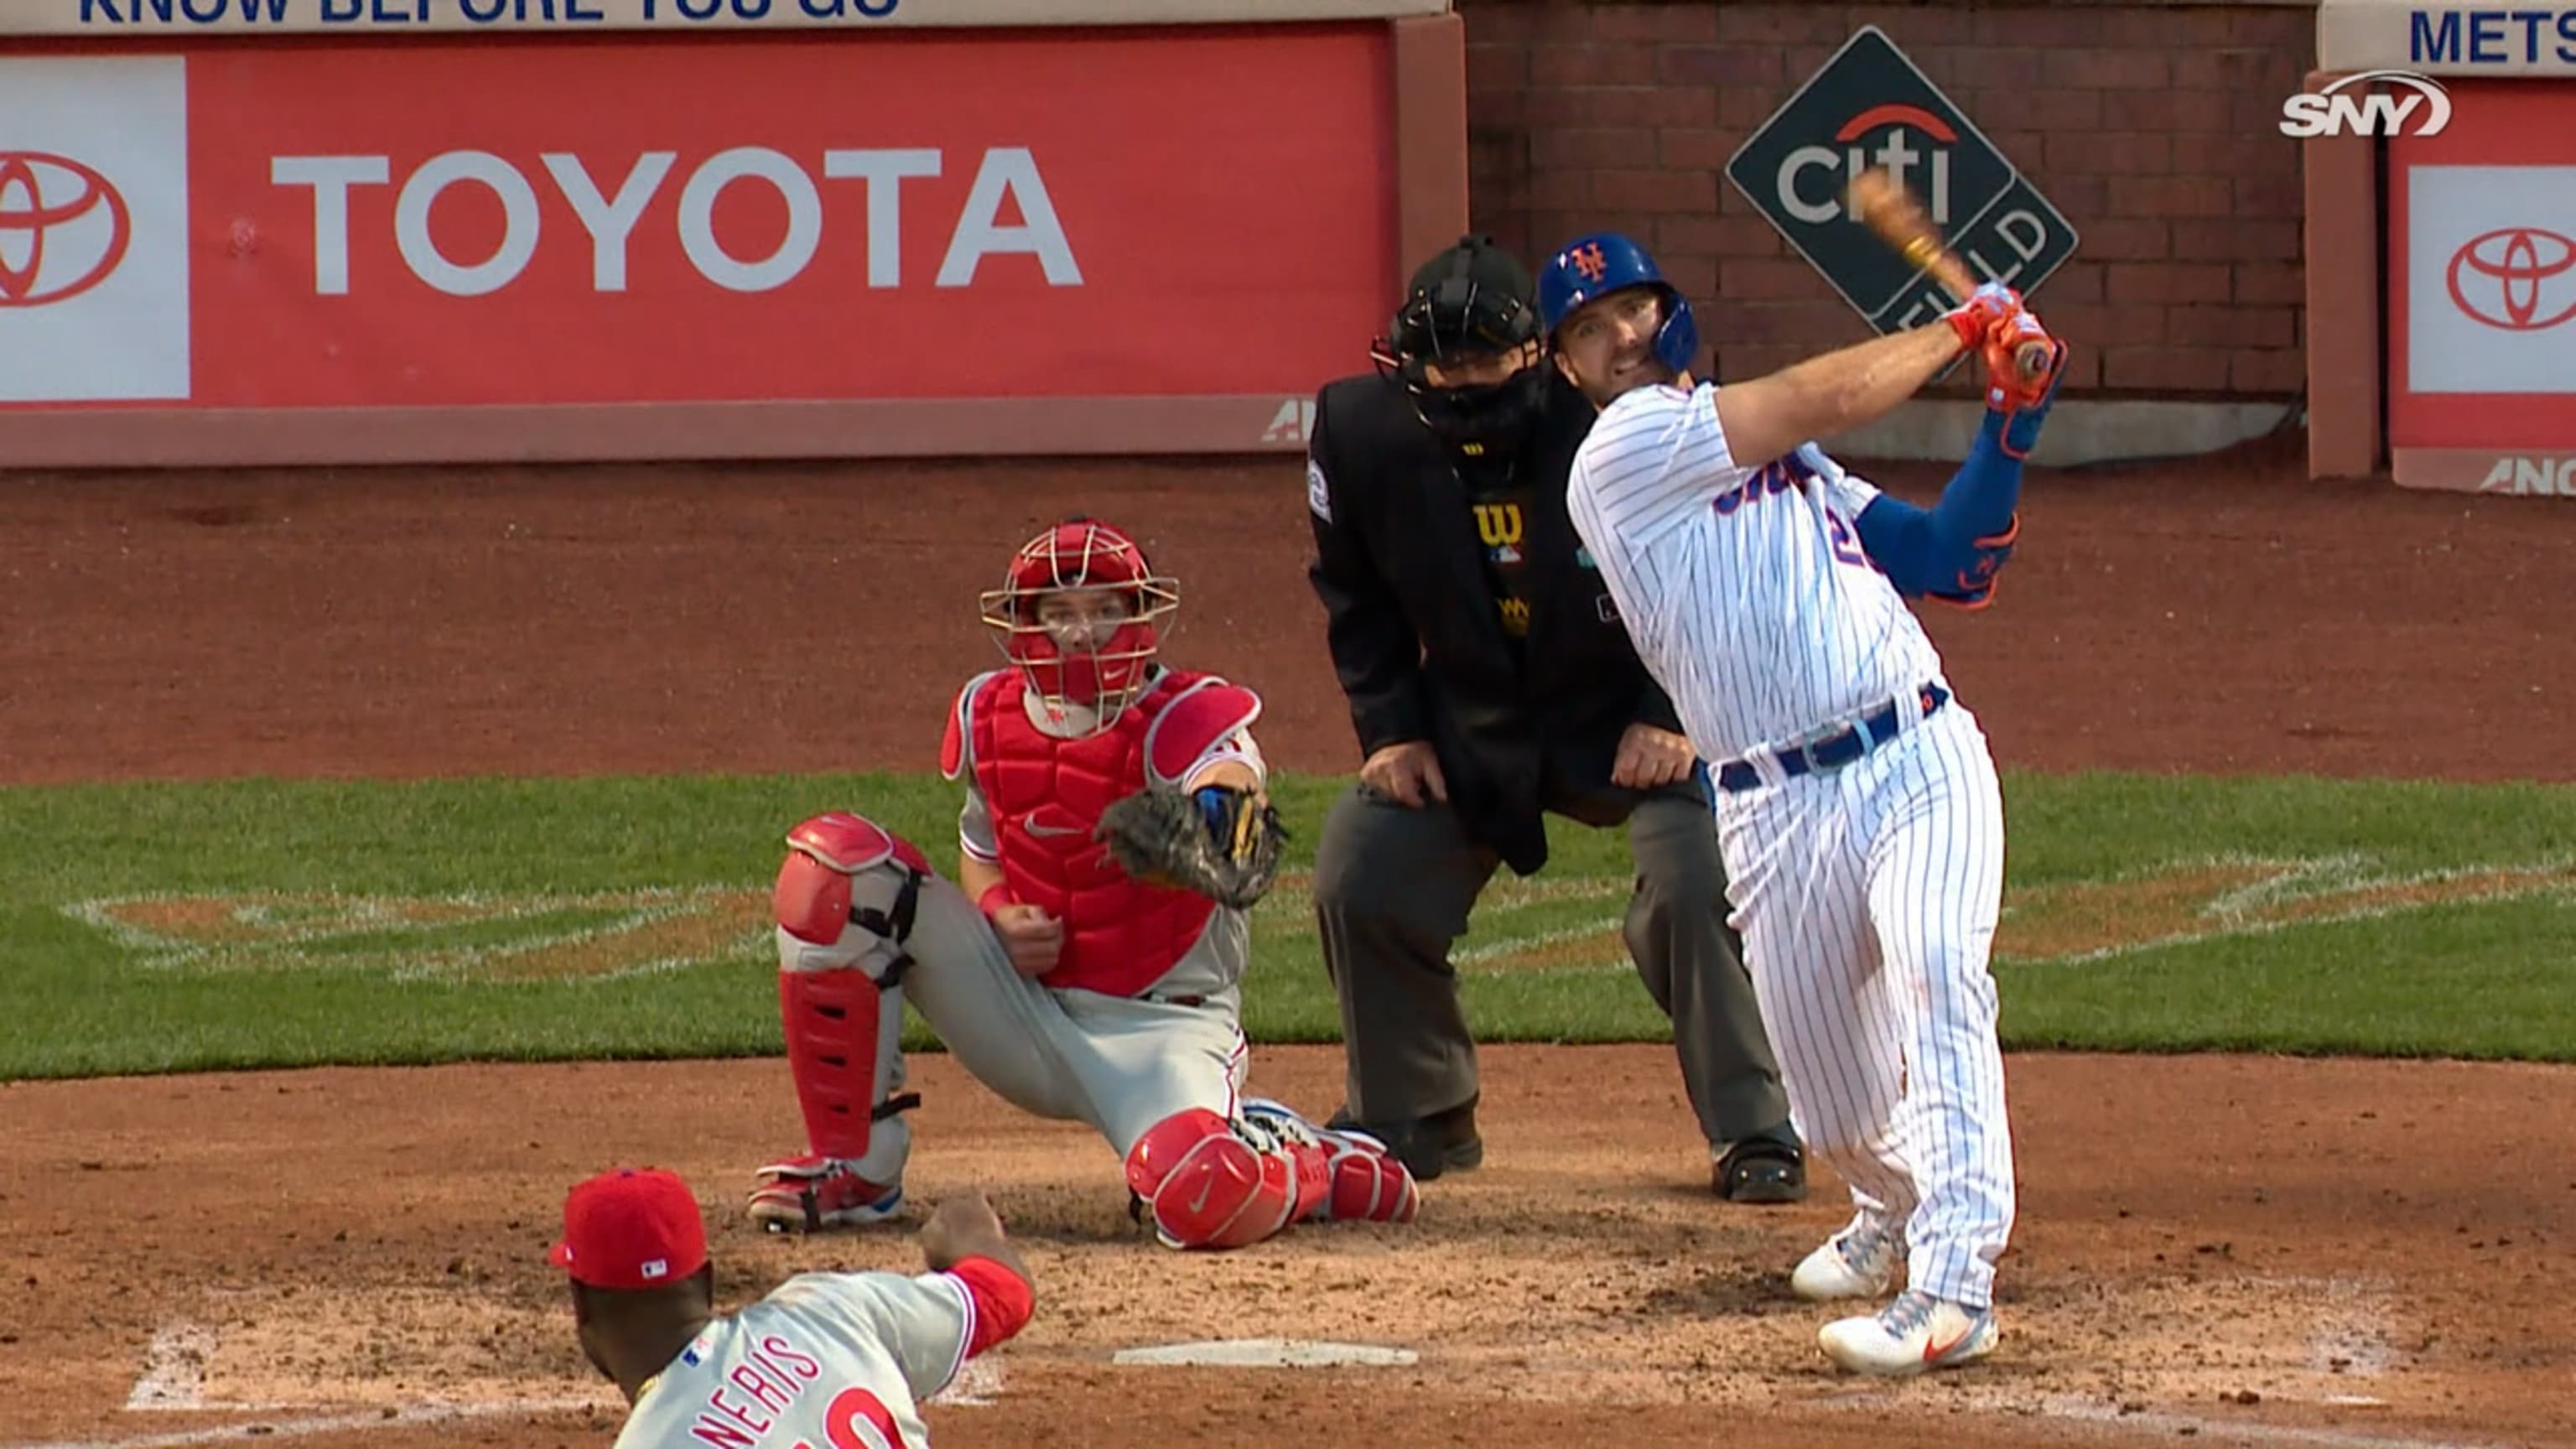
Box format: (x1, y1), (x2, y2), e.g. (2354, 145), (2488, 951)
(2446, 226), (2576, 331)
(0, 152), (132, 306)
(2277, 71), (2453, 138)
(1777, 103), (1967, 224)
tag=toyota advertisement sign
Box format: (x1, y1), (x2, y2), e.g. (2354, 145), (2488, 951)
(0, 23), (1441, 463)
(0, 57), (190, 403)
(2388, 81), (2576, 495)
(2409, 190), (2576, 389)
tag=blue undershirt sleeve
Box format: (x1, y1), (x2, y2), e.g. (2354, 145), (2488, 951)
(1852, 408), (2022, 595)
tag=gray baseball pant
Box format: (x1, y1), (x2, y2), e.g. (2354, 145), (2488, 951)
(1311, 780), (1794, 1147)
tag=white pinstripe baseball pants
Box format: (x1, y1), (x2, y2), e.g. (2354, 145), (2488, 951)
(1711, 698), (2016, 1308)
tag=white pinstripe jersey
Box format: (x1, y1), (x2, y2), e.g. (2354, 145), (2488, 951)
(1563, 381), (1945, 763)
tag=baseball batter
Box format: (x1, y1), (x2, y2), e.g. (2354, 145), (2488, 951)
(746, 517), (1419, 1252)
(551, 1166), (1034, 1449)
(1534, 232), (2066, 1376)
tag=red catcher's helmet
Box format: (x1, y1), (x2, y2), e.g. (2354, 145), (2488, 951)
(977, 517), (1179, 730)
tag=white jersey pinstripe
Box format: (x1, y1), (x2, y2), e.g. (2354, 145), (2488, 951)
(1564, 382), (1943, 763)
(1565, 378), (2018, 1313)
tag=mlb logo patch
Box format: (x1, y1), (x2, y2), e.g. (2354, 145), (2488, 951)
(642, 1258), (670, 1280)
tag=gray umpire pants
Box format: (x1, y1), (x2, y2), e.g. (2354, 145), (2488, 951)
(1313, 779), (1794, 1149)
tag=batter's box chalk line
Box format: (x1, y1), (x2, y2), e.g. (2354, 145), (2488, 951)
(16, 1401), (602, 1449)
(1109, 1339), (1420, 1368)
(2002, 1395), (2517, 1449)
(123, 1321), (228, 1412)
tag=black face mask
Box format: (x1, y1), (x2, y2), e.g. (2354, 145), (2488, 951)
(1373, 236), (1548, 460)
(1405, 363), (1547, 459)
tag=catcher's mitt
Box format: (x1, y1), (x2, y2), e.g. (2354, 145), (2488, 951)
(1094, 785), (1287, 910)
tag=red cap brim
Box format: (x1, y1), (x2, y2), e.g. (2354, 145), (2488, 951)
(548, 1240), (575, 1270)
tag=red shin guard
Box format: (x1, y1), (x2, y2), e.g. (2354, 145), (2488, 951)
(779, 968), (886, 1162)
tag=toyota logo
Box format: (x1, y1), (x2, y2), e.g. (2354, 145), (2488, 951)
(2446, 226), (2576, 332)
(0, 152), (132, 308)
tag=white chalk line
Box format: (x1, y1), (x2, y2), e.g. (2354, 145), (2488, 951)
(1452, 917), (1628, 969)
(2303, 1276), (2396, 1379)
(23, 1304), (1005, 1449)
(2028, 1398), (2511, 1449)
(121, 1323), (220, 1412)
(1811, 1278), (2474, 1449)
(7, 1399), (601, 1449)
(54, 1288), (2482, 1449)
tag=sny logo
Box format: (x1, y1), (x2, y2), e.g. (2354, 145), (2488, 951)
(2277, 70), (2452, 138)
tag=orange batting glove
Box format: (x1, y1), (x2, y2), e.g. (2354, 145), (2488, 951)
(1981, 310), (2070, 458)
(1941, 280), (2023, 352)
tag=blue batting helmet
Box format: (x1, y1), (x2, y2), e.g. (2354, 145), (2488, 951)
(1536, 232), (1700, 377)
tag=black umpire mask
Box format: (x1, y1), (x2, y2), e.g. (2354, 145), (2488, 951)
(1375, 236), (1549, 459)
(1408, 360), (1547, 458)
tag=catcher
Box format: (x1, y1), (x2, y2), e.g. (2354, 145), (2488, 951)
(745, 517), (1420, 1252)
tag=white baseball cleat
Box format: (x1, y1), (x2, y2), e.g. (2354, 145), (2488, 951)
(1819, 1290), (1999, 1377)
(1791, 1218), (1902, 1301)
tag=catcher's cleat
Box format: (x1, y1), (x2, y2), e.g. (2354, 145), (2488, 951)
(1714, 1135), (1808, 1204)
(1327, 1095), (1483, 1182)
(747, 1154), (904, 1233)
(1239, 1098), (1418, 1225)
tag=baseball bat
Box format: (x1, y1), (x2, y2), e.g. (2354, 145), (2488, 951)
(1845, 166), (2056, 382)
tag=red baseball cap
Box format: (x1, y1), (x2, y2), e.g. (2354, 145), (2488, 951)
(549, 1168), (709, 1291)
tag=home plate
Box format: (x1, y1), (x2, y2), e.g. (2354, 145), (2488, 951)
(929, 1357), (1005, 1406)
(1111, 1339), (1419, 1368)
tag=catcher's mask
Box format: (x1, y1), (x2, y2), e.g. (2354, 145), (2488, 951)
(1370, 233), (1548, 459)
(978, 517), (1178, 734)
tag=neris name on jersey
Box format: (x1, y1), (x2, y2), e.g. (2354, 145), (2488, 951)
(683, 1331), (828, 1448)
(683, 1325), (918, 1449)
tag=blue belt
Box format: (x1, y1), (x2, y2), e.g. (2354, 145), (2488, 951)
(1714, 683), (1950, 794)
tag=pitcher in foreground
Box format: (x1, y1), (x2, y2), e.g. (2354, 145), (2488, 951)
(556, 1167), (1032, 1448)
(1538, 231), (2068, 1377)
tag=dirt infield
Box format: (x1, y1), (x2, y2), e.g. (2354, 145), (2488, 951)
(4, 439), (2573, 1449)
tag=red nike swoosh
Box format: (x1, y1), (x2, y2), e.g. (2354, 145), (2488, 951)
(1924, 1327), (1972, 1362)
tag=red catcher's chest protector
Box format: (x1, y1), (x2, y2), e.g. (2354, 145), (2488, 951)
(959, 669), (1239, 997)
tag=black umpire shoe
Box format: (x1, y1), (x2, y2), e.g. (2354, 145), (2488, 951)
(1714, 1133), (1808, 1204)
(1327, 1094), (1484, 1182)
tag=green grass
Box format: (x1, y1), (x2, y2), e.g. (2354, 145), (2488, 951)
(5, 770), (2576, 1080)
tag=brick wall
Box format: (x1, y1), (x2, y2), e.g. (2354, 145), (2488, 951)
(1458, 1), (2317, 399)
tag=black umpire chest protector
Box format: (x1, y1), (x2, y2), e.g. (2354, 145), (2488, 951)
(1308, 371), (1695, 875)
